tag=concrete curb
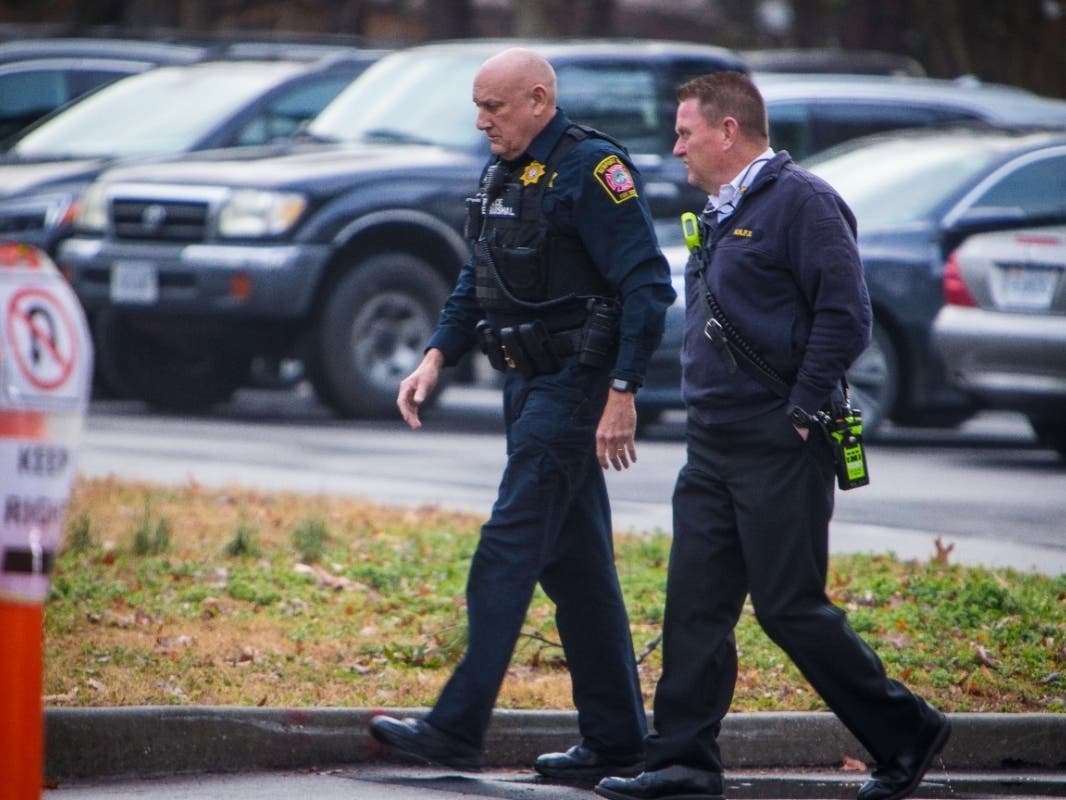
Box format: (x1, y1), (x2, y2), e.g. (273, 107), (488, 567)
(45, 708), (1066, 782)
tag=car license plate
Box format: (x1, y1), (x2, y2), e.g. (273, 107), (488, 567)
(993, 263), (1061, 311)
(110, 261), (159, 304)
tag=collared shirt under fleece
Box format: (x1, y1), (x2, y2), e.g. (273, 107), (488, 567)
(426, 109), (676, 386)
(682, 149), (872, 424)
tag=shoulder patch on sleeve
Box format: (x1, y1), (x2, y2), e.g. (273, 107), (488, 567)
(592, 154), (638, 204)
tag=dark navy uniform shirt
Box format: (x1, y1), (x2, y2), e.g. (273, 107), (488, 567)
(427, 109), (676, 385)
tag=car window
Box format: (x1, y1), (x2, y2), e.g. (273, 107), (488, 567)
(65, 67), (131, 97)
(809, 137), (999, 229)
(0, 69), (68, 139)
(0, 66), (139, 143)
(555, 63), (660, 154)
(314, 51), (703, 156)
(769, 100), (984, 161)
(312, 50), (484, 150)
(232, 75), (355, 146)
(767, 101), (813, 159)
(968, 155), (1066, 217)
(0, 68), (68, 113)
(10, 63), (305, 158)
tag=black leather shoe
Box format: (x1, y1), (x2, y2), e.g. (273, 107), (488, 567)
(857, 711), (952, 800)
(595, 765), (725, 800)
(534, 744), (643, 781)
(368, 715), (481, 771)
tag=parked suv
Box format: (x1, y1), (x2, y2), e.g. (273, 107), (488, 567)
(0, 37), (209, 141)
(0, 47), (381, 253)
(57, 39), (747, 415)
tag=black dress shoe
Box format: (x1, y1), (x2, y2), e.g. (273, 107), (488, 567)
(534, 744), (643, 781)
(595, 765), (725, 800)
(858, 711), (952, 800)
(368, 715), (481, 771)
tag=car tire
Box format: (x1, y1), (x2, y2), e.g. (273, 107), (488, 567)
(311, 253), (451, 418)
(1028, 416), (1066, 457)
(94, 308), (251, 412)
(845, 319), (898, 439)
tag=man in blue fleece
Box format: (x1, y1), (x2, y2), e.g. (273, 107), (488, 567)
(596, 71), (950, 800)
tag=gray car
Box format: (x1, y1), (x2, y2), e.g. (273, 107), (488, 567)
(933, 226), (1066, 456)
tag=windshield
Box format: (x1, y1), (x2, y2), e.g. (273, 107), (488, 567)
(11, 62), (298, 159)
(310, 50), (485, 151)
(806, 137), (1000, 230)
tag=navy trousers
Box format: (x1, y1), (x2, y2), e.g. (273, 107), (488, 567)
(645, 408), (934, 773)
(427, 356), (647, 755)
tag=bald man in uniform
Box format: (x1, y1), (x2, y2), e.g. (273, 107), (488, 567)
(370, 47), (675, 781)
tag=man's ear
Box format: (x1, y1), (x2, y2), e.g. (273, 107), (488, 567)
(530, 84), (550, 115)
(721, 116), (740, 147)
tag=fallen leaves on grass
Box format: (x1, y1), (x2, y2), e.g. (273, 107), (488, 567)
(43, 477), (1066, 713)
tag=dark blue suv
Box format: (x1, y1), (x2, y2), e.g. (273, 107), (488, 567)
(0, 47), (382, 252)
(57, 39), (747, 415)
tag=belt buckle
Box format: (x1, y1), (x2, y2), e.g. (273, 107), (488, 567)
(703, 316), (738, 374)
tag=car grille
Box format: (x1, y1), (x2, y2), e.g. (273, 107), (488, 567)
(112, 199), (209, 242)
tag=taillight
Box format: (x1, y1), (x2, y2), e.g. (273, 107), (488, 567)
(942, 251), (977, 307)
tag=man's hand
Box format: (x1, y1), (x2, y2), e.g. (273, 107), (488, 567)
(397, 349), (445, 430)
(597, 389), (638, 470)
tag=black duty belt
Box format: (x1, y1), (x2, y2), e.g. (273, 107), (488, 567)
(478, 321), (587, 378)
(547, 326), (583, 355)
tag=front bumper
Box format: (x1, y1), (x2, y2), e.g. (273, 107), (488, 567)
(57, 237), (333, 318)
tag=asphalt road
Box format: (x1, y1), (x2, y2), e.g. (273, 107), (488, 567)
(76, 384), (1066, 575)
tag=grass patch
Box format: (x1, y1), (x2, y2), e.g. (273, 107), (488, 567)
(44, 477), (1066, 712)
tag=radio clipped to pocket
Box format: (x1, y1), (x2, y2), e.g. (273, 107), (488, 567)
(819, 408), (870, 490)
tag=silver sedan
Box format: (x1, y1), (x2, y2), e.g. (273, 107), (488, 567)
(933, 225), (1066, 456)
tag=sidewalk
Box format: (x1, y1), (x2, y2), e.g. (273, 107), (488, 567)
(42, 765), (1066, 800)
(45, 707), (1066, 797)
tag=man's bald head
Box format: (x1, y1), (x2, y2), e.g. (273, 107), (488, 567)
(473, 47), (558, 161)
(477, 47), (557, 102)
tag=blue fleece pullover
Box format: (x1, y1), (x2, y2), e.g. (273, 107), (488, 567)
(682, 151), (872, 424)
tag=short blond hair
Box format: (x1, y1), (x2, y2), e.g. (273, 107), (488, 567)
(677, 71), (768, 142)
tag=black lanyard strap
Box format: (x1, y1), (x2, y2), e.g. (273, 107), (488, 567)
(694, 260), (791, 399)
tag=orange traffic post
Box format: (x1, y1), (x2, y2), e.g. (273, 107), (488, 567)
(0, 601), (46, 800)
(1, 242), (93, 800)
(0, 408), (48, 800)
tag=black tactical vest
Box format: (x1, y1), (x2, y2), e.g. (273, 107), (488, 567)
(467, 125), (615, 319)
